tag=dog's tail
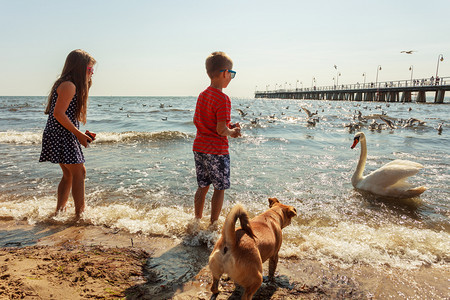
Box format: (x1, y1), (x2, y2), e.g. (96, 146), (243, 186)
(223, 204), (256, 247)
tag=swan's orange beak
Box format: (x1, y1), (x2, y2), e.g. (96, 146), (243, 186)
(351, 138), (359, 149)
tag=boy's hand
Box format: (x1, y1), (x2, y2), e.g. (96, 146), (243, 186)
(230, 127), (241, 138)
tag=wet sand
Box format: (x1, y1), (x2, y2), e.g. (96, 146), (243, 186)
(0, 219), (448, 299)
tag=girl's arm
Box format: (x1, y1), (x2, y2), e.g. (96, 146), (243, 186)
(53, 81), (91, 147)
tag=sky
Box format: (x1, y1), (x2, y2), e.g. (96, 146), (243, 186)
(1, 0), (449, 98)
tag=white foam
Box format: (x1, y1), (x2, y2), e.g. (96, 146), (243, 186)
(2, 195), (449, 270)
(0, 131), (42, 144)
(280, 221), (450, 269)
(0, 130), (193, 145)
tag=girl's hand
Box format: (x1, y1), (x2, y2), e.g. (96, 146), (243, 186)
(76, 131), (92, 148)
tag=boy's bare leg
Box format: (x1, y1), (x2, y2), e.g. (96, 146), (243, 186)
(210, 189), (224, 224)
(195, 185), (210, 219)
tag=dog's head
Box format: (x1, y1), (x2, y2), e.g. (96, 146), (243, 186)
(268, 197), (297, 228)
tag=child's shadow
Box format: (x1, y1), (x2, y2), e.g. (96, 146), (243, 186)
(126, 242), (210, 300)
(0, 223), (69, 247)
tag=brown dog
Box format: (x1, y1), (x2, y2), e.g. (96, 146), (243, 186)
(208, 197), (297, 300)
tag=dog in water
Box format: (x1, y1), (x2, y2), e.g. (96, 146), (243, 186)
(208, 197), (297, 300)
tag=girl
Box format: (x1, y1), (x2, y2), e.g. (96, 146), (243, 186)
(39, 49), (96, 220)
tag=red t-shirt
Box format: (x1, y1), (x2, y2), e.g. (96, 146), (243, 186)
(193, 86), (231, 155)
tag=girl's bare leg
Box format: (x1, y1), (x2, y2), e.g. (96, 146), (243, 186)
(56, 164), (72, 214)
(63, 163), (86, 220)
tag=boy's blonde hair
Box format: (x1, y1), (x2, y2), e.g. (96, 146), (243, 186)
(205, 51), (233, 79)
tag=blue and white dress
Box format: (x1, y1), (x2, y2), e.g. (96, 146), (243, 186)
(39, 87), (85, 164)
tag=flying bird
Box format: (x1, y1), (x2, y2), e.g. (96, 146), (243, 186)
(400, 50), (417, 54)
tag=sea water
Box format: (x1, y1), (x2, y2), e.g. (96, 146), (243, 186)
(0, 95), (449, 270)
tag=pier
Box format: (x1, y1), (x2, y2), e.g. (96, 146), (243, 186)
(255, 76), (450, 103)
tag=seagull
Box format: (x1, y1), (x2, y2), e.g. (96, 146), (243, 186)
(380, 116), (397, 129)
(377, 123), (386, 130)
(301, 106), (317, 118)
(236, 108), (247, 117)
(368, 119), (379, 131)
(400, 50), (417, 54)
(307, 118), (317, 126)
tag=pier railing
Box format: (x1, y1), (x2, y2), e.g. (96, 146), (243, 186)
(255, 76), (450, 103)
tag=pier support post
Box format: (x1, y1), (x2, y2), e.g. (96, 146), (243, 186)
(434, 90), (445, 103)
(416, 91), (426, 103)
(401, 91), (412, 102)
(355, 92), (362, 101)
(365, 92), (374, 101)
(387, 92), (398, 102)
(347, 93), (354, 101)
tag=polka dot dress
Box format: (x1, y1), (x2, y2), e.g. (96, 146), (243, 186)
(39, 88), (85, 164)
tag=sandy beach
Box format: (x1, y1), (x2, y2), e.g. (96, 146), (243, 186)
(0, 219), (448, 300)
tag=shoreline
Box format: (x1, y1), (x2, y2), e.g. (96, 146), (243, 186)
(0, 220), (448, 299)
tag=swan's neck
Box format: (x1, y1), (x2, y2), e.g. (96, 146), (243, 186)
(352, 138), (367, 187)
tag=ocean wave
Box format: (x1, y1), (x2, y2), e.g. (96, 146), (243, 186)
(93, 131), (193, 143)
(0, 130), (193, 145)
(0, 131), (42, 144)
(1, 196), (449, 270)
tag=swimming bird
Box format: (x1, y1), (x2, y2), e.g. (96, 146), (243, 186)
(437, 123), (443, 134)
(301, 107), (317, 118)
(306, 118), (317, 126)
(350, 132), (426, 198)
(236, 108), (247, 117)
(368, 119), (379, 131)
(162, 117), (167, 121)
(160, 103), (165, 108)
(345, 122), (360, 132)
(404, 118), (426, 127)
(380, 116), (397, 129)
(377, 123), (386, 131)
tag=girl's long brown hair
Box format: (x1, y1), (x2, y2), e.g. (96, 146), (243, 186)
(45, 49), (96, 124)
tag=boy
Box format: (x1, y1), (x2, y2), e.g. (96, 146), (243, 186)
(193, 51), (241, 225)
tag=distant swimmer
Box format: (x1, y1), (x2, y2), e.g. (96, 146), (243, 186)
(437, 123), (443, 134)
(400, 50), (417, 54)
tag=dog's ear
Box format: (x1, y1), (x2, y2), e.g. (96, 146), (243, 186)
(268, 197), (279, 208)
(287, 207), (297, 218)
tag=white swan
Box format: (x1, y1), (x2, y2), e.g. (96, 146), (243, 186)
(351, 132), (427, 198)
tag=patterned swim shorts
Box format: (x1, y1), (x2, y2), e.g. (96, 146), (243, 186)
(194, 152), (230, 190)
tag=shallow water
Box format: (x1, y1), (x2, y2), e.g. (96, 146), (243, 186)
(0, 95), (449, 270)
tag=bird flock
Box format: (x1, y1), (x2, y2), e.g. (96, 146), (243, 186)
(231, 101), (444, 136)
(111, 99), (445, 135)
(344, 104), (443, 134)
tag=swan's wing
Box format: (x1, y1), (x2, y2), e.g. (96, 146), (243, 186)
(362, 160), (423, 188)
(384, 159), (423, 169)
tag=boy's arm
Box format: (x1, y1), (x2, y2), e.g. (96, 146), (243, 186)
(217, 121), (241, 138)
